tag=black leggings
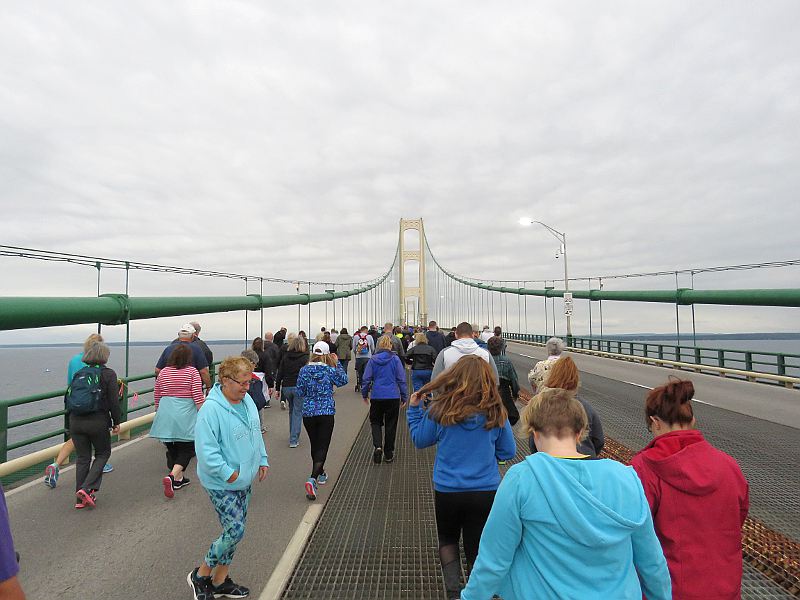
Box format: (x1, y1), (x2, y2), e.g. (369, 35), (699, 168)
(434, 490), (497, 568)
(303, 415), (335, 479)
(165, 441), (195, 470)
(70, 413), (111, 493)
(369, 399), (400, 455)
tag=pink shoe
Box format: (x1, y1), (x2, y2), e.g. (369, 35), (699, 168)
(76, 489), (96, 508)
(162, 475), (175, 499)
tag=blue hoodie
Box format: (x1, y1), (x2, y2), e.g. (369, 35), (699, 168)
(407, 404), (516, 492)
(194, 383), (269, 491)
(461, 453), (671, 600)
(362, 349), (408, 402)
(296, 361), (348, 417)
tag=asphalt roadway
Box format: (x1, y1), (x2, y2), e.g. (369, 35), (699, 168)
(7, 343), (799, 599)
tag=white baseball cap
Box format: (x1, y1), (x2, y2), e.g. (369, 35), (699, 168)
(312, 341), (330, 355)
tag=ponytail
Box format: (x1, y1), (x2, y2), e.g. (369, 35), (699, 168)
(645, 378), (695, 429)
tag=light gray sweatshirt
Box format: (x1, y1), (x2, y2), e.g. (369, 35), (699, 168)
(431, 338), (499, 382)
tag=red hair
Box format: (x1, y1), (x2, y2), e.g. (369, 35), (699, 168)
(645, 378), (695, 429)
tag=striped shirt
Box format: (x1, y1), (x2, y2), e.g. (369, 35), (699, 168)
(154, 366), (204, 408)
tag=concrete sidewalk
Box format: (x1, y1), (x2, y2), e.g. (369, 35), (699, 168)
(7, 371), (369, 600)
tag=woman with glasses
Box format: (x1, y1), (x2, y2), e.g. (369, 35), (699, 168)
(188, 356), (269, 600)
(631, 379), (749, 599)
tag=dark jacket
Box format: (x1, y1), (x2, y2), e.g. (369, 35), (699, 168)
(273, 330), (287, 348)
(275, 350), (310, 391)
(493, 354), (520, 425)
(69, 365), (122, 428)
(406, 343), (437, 371)
(444, 331), (456, 347)
(248, 375), (268, 410)
(253, 350), (275, 387)
(262, 341), (281, 374)
(426, 330), (446, 353)
(195, 338), (213, 367)
(362, 350), (408, 402)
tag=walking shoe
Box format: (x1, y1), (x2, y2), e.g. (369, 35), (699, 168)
(44, 463), (59, 489)
(212, 576), (250, 598)
(264, 400), (271, 408)
(162, 475), (175, 498)
(384, 453), (394, 463)
(305, 478), (317, 500)
(289, 442), (299, 448)
(103, 462), (114, 473)
(317, 472), (328, 485)
(260, 426), (268, 433)
(76, 489), (96, 508)
(373, 447), (382, 464)
(280, 399), (287, 410)
(187, 568), (215, 600)
(172, 477), (191, 490)
(74, 498), (86, 509)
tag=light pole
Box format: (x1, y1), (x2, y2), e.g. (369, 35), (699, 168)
(519, 217), (572, 340)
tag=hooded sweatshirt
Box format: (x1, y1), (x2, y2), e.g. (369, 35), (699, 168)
(430, 337), (499, 382)
(425, 329), (446, 353)
(275, 350), (310, 390)
(407, 404), (516, 492)
(296, 361), (348, 417)
(461, 453), (671, 600)
(362, 349), (408, 402)
(194, 383), (269, 491)
(631, 429), (749, 600)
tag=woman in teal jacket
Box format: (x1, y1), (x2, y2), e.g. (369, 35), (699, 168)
(461, 388), (671, 600)
(188, 356), (269, 600)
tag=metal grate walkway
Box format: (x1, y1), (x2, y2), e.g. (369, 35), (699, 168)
(282, 410), (794, 599)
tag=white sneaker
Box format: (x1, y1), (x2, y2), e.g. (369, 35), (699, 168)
(280, 400), (287, 410)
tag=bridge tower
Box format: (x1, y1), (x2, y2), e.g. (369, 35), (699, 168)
(399, 218), (427, 326)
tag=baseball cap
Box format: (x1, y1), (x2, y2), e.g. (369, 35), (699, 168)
(312, 341), (330, 355)
(178, 323), (196, 337)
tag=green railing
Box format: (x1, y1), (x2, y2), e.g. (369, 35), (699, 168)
(0, 363), (218, 464)
(506, 333), (800, 381)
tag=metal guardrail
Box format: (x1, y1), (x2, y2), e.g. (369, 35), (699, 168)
(507, 334), (800, 389)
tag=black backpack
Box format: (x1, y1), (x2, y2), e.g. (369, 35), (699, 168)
(65, 365), (103, 415)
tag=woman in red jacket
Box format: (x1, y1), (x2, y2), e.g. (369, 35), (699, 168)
(631, 378), (749, 600)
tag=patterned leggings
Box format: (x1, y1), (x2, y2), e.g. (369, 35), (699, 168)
(204, 487), (252, 567)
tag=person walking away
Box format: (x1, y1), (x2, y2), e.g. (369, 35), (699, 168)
(444, 327), (456, 347)
(381, 322), (406, 358)
(492, 326), (506, 355)
(296, 342), (348, 500)
(189, 356), (269, 600)
(66, 341), (122, 509)
(240, 350), (268, 433)
(472, 324), (488, 348)
(461, 389), (671, 600)
(322, 331), (337, 355)
(425, 321), (446, 354)
(1, 484), (26, 599)
(362, 336), (408, 464)
(527, 336), (565, 394)
(352, 326), (375, 392)
(189, 321), (214, 374)
(262, 332), (281, 385)
(479, 325), (492, 343)
(335, 328), (352, 376)
(487, 336), (519, 427)
(407, 356), (516, 599)
(526, 355), (603, 456)
(631, 379), (749, 600)
(250, 338), (275, 409)
(151, 344), (205, 498)
(273, 327), (287, 348)
(157, 324), (211, 391)
(431, 322), (499, 382)
(405, 332), (437, 392)
(329, 329), (339, 344)
(45, 333), (111, 488)
(274, 336), (310, 448)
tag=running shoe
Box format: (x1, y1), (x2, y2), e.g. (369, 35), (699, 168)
(373, 447), (383, 464)
(260, 426), (268, 433)
(305, 478), (317, 500)
(289, 442), (299, 448)
(264, 400), (271, 408)
(44, 463), (59, 489)
(212, 576), (250, 598)
(317, 472), (328, 485)
(76, 489), (96, 508)
(103, 463), (114, 473)
(384, 453), (394, 464)
(162, 475), (175, 498)
(187, 568), (215, 600)
(74, 499), (86, 509)
(172, 477), (191, 490)
(280, 400), (287, 410)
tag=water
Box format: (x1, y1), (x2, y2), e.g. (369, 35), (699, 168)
(0, 342), (249, 460)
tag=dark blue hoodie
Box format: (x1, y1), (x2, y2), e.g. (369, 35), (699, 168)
(362, 349), (408, 402)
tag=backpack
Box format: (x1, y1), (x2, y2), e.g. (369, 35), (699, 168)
(65, 365), (103, 415)
(356, 334), (370, 355)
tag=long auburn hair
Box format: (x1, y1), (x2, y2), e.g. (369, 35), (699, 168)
(418, 355), (507, 429)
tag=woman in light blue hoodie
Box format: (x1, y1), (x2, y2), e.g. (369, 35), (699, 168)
(461, 388), (671, 600)
(188, 356), (269, 600)
(408, 355), (516, 600)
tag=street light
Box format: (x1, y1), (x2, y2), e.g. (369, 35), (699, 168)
(519, 217), (572, 339)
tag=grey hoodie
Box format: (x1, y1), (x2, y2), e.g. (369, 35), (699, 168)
(431, 337), (499, 382)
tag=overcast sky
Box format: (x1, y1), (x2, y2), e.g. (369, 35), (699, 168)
(1, 1), (799, 342)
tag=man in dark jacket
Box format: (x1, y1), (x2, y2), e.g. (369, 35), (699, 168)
(273, 327), (287, 348)
(425, 321), (446, 353)
(262, 331), (282, 374)
(444, 327), (456, 347)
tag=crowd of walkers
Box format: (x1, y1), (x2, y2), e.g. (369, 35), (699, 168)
(7, 318), (749, 600)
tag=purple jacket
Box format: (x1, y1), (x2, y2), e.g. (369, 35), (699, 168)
(362, 350), (408, 402)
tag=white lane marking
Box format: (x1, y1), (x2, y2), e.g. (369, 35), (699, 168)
(518, 353), (537, 359)
(259, 504), (324, 600)
(6, 433), (152, 497)
(622, 381), (714, 407)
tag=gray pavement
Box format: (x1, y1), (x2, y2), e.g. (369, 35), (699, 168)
(8, 368), (369, 600)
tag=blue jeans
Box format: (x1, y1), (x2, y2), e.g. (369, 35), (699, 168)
(412, 370), (433, 392)
(283, 387), (302, 444)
